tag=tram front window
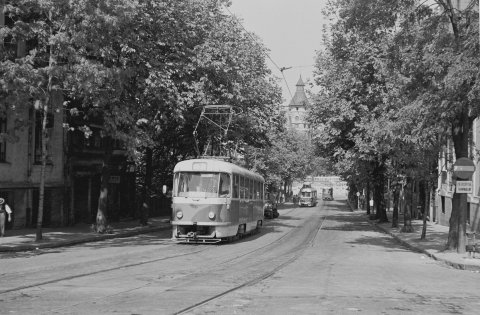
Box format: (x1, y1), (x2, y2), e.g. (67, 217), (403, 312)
(301, 192), (311, 197)
(176, 172), (230, 198)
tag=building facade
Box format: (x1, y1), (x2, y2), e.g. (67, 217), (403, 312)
(0, 93), (66, 228)
(0, 3), (137, 229)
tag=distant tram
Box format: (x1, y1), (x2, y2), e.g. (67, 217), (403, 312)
(299, 183), (317, 207)
(322, 187), (333, 201)
(171, 159), (265, 243)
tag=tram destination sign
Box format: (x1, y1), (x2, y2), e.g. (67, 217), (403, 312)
(456, 181), (473, 194)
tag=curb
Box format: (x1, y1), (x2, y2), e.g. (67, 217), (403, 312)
(0, 225), (171, 253)
(370, 220), (480, 272)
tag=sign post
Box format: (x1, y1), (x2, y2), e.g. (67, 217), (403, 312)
(453, 157), (476, 254)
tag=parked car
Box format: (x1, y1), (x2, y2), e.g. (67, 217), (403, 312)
(264, 200), (279, 219)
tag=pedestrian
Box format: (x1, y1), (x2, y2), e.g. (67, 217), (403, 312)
(0, 198), (12, 237)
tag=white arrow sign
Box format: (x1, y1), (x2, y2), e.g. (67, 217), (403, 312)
(454, 165), (476, 172)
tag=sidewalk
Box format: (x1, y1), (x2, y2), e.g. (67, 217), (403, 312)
(0, 216), (171, 252)
(359, 208), (480, 272)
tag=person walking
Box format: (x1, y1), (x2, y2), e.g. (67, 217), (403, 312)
(0, 198), (12, 237)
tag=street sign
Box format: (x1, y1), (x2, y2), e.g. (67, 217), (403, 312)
(456, 181), (473, 194)
(453, 158), (476, 179)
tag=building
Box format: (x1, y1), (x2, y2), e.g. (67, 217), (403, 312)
(0, 3), (136, 229)
(0, 93), (66, 228)
(0, 5), (67, 228)
(284, 76), (311, 133)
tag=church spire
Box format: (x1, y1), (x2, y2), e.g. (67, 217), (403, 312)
(296, 75), (305, 87)
(288, 75), (310, 107)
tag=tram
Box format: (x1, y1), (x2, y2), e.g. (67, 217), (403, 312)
(299, 185), (317, 207)
(322, 187), (333, 201)
(171, 158), (265, 243)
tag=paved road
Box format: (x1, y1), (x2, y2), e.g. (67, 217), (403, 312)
(1, 199), (480, 314)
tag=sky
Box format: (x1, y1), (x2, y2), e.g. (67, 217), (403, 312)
(228, 0), (330, 105)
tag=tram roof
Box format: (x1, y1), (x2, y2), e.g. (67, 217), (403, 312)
(174, 158), (264, 181)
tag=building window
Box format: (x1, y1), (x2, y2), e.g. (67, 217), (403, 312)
(441, 196), (445, 214)
(0, 117), (6, 162)
(34, 110), (54, 164)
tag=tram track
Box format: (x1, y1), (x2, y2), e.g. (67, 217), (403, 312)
(0, 244), (210, 295)
(1, 206), (327, 315)
(0, 206), (302, 296)
(173, 210), (328, 315)
(43, 208), (327, 315)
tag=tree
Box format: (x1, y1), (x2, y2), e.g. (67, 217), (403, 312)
(315, 0), (479, 251)
(311, 0), (417, 223)
(389, 0), (479, 251)
(244, 129), (317, 200)
(2, 0), (284, 234)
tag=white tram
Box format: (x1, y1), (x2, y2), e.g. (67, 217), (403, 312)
(171, 159), (265, 243)
(299, 185), (317, 207)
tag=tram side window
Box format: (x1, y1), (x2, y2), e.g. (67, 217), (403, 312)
(233, 174), (239, 198)
(244, 177), (250, 199)
(240, 176), (245, 199)
(219, 173), (231, 196)
(254, 181), (258, 200)
(249, 178), (253, 199)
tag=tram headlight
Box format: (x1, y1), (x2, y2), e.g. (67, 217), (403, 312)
(208, 211), (216, 220)
(176, 211), (183, 219)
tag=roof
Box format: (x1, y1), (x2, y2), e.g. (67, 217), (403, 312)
(174, 158), (264, 182)
(288, 75), (310, 107)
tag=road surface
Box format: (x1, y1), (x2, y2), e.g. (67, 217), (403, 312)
(1, 199), (479, 314)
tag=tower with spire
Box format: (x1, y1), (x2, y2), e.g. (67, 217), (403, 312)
(285, 76), (310, 133)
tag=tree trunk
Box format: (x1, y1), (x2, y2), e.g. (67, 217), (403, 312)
(36, 13), (54, 241)
(447, 110), (470, 252)
(421, 181), (429, 240)
(36, 102), (49, 241)
(94, 138), (113, 233)
(392, 184), (399, 228)
(401, 178), (414, 233)
(140, 147), (152, 226)
(373, 162), (388, 223)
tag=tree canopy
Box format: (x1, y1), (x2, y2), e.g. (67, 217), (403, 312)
(311, 0), (479, 250)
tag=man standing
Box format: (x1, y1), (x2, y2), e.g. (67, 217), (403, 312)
(0, 198), (12, 237)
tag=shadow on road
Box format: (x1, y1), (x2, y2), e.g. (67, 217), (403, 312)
(320, 213), (414, 252)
